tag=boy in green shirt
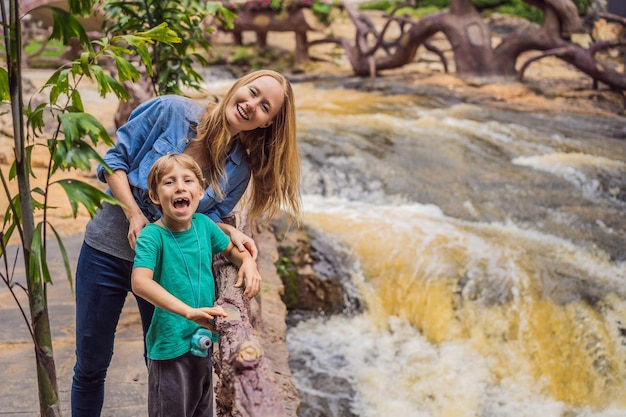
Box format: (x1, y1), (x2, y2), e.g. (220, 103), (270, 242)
(132, 153), (261, 417)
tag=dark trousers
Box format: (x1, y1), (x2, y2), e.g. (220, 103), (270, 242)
(71, 242), (154, 417)
(148, 351), (214, 417)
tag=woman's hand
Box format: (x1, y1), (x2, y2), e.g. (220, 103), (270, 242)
(104, 169), (149, 249)
(218, 223), (259, 260)
(127, 211), (149, 249)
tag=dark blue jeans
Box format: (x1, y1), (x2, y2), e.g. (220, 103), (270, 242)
(71, 242), (154, 417)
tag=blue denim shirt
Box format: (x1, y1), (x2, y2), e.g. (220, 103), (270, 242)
(96, 95), (251, 223)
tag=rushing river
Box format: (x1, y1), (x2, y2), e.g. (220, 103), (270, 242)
(285, 81), (626, 417)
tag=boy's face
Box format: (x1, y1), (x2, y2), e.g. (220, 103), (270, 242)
(149, 163), (202, 231)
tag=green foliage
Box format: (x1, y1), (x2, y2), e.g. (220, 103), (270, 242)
(496, 1), (544, 23)
(358, 0), (593, 23)
(231, 45), (255, 65)
(395, 5), (439, 18)
(357, 0), (394, 11)
(24, 39), (66, 57)
(103, 0), (235, 95)
(221, 0), (340, 26)
(1, 5), (177, 265)
(276, 253), (299, 309)
(571, 0), (594, 14)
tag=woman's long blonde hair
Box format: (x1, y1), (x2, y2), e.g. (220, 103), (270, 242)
(195, 69), (301, 223)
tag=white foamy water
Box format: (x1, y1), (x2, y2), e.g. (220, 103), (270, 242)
(513, 152), (626, 201)
(290, 196), (626, 417)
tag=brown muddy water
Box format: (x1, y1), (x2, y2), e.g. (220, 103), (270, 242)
(287, 81), (626, 417)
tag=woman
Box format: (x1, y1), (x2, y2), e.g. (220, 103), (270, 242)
(71, 69), (301, 417)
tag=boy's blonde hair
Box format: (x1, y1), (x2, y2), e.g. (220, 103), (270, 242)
(147, 154), (204, 209)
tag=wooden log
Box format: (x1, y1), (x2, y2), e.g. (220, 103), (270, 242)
(212, 216), (295, 417)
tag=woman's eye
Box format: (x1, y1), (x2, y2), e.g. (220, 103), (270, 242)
(262, 103), (270, 113)
(249, 87), (257, 96)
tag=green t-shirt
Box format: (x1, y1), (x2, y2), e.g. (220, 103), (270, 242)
(133, 213), (230, 360)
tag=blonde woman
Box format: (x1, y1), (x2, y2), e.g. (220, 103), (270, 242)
(71, 69), (300, 417)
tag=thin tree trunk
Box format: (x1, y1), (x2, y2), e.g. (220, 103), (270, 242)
(5, 1), (61, 415)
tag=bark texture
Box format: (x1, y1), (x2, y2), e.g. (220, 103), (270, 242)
(212, 217), (299, 417)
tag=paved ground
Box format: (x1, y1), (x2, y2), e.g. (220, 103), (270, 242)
(0, 234), (148, 416)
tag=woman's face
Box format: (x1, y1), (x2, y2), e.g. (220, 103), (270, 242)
(225, 76), (285, 136)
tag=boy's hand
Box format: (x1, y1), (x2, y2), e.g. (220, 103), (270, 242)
(234, 259), (262, 299)
(187, 305), (228, 331)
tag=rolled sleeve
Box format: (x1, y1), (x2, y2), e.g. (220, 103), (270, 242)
(96, 96), (202, 185)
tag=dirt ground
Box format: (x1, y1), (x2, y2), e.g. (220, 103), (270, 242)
(1, 9), (625, 245)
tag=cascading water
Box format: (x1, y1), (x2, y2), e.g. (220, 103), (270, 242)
(289, 82), (626, 417)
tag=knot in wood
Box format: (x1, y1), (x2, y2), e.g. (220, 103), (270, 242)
(233, 340), (264, 370)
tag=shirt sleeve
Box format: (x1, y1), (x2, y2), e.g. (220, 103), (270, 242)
(203, 175), (250, 223)
(96, 97), (180, 183)
(197, 215), (231, 253)
(212, 222), (232, 254)
(133, 225), (161, 270)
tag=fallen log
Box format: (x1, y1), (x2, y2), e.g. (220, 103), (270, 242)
(212, 215), (299, 416)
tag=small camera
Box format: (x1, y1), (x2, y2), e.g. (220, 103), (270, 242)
(190, 328), (213, 357)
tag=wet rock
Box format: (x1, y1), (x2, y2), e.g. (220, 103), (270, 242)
(270, 215), (361, 319)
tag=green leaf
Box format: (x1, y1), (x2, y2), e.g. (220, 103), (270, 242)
(79, 51), (92, 77)
(117, 35), (155, 74)
(68, 0), (94, 16)
(58, 112), (113, 146)
(53, 138), (110, 172)
(0, 68), (9, 101)
(49, 68), (71, 105)
(105, 74), (131, 101)
(70, 90), (84, 112)
(112, 55), (141, 83)
(49, 224), (74, 297)
(136, 22), (182, 44)
(53, 179), (121, 217)
(31, 188), (49, 210)
(49, 6), (92, 47)
(26, 103), (48, 136)
(90, 66), (112, 97)
(29, 223), (45, 286)
(1, 223), (17, 252)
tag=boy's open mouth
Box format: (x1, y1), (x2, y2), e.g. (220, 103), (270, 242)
(173, 197), (190, 209)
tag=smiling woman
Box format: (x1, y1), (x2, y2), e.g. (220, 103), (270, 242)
(70, 69), (301, 417)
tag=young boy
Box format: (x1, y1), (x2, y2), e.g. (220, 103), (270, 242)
(131, 153), (262, 417)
